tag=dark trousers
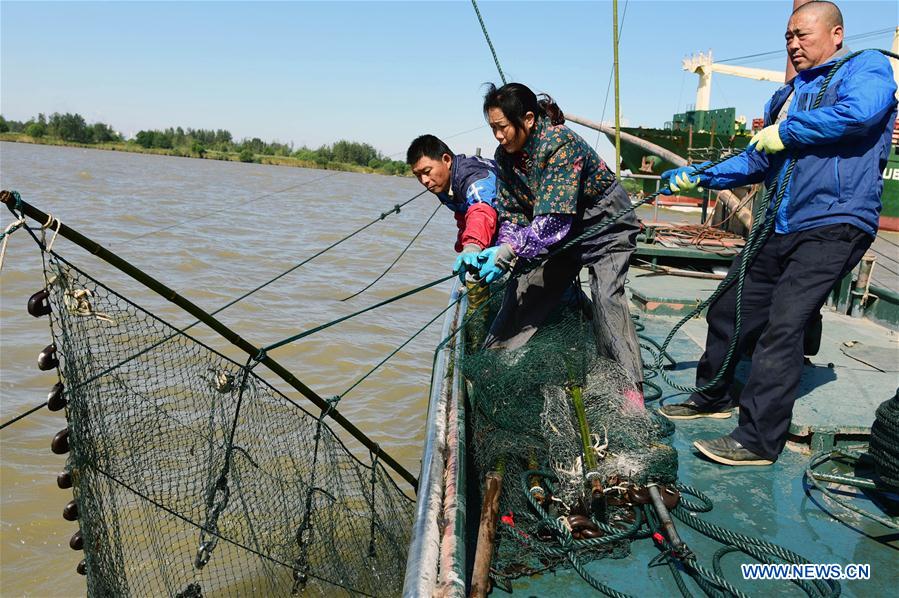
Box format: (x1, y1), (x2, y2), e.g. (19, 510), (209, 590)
(483, 184), (644, 385)
(691, 223), (872, 460)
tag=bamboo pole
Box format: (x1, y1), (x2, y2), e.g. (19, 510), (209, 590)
(470, 470), (503, 598)
(570, 384), (604, 518)
(1, 190), (418, 491)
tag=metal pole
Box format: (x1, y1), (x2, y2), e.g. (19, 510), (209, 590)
(850, 253), (876, 318)
(612, 0), (621, 178)
(653, 178), (660, 223)
(701, 189), (709, 223)
(565, 113), (753, 228)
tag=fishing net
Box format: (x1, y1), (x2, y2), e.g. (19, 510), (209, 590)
(44, 254), (414, 597)
(462, 288), (677, 581)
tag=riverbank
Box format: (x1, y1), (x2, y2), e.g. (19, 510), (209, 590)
(0, 133), (410, 177)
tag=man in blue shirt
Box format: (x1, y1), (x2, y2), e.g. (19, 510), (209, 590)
(659, 1), (897, 466)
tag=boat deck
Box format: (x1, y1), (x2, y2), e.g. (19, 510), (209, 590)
(499, 268), (899, 596)
(628, 266), (898, 449)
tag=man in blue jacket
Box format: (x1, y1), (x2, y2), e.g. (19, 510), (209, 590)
(658, 1), (897, 466)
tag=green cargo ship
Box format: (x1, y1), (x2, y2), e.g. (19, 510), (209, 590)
(610, 109), (899, 231)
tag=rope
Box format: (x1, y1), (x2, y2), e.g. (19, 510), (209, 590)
(263, 273), (455, 352)
(126, 118), (492, 244)
(870, 392), (899, 487)
(341, 203), (441, 301)
(0, 215), (27, 272)
(496, 470), (839, 597)
(332, 291), (463, 403)
(593, 0), (629, 150)
(702, 186), (758, 229)
(0, 401), (48, 431)
(0, 191), (426, 432)
(123, 171), (340, 243)
(673, 484), (840, 598)
(806, 449), (899, 530)
(648, 177), (780, 393)
(40, 213), (62, 253)
(715, 27), (895, 64)
(512, 469), (642, 598)
(211, 191), (426, 317)
(0, 196), (67, 431)
(195, 356), (260, 569)
(875, 233), (899, 249)
(470, 0), (506, 84)
(642, 503), (750, 598)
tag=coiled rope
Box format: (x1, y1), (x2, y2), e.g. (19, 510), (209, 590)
(805, 392), (899, 530)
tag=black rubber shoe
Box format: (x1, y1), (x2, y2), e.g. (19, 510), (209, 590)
(659, 399), (733, 420)
(693, 435), (773, 466)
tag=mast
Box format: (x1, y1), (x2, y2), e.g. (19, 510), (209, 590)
(612, 0), (621, 177)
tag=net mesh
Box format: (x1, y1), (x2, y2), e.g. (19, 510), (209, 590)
(462, 289), (677, 581)
(45, 255), (413, 597)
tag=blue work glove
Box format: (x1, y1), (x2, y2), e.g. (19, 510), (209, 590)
(748, 124), (785, 154)
(477, 244), (516, 284)
(453, 245), (482, 283)
(660, 166), (700, 195)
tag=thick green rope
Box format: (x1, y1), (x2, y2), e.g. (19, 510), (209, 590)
(470, 0), (507, 84)
(674, 484), (840, 598)
(263, 273), (455, 352)
(806, 449), (899, 530)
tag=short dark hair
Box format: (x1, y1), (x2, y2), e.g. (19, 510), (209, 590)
(792, 1), (843, 29)
(482, 82), (565, 136)
(406, 135), (453, 165)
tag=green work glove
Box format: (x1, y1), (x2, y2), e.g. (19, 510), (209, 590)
(661, 166), (700, 194)
(749, 124), (785, 154)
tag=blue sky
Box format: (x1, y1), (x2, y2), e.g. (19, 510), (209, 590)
(1, 1), (896, 163)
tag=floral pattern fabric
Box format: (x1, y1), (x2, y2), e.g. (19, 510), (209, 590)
(493, 116), (618, 228)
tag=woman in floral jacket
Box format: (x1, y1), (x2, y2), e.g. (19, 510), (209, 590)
(477, 82), (643, 394)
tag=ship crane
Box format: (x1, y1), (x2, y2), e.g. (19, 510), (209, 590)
(682, 51), (785, 112)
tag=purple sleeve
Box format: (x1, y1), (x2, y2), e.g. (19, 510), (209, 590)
(498, 214), (573, 259)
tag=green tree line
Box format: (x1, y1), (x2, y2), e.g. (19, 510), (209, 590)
(0, 113), (411, 175)
(1, 113), (119, 144)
